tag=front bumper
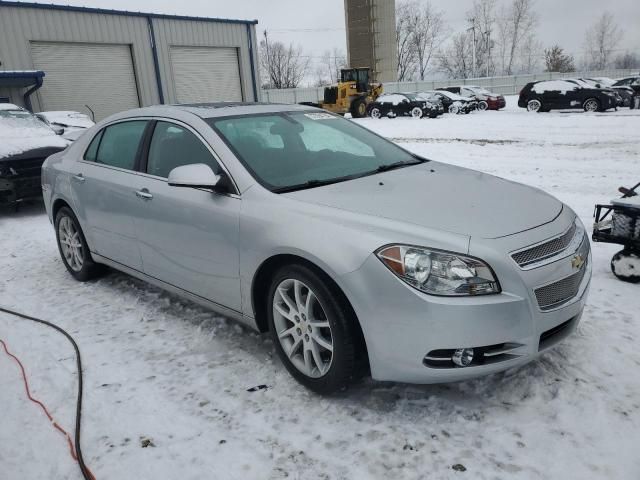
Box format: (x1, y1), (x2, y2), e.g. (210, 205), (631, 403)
(339, 213), (591, 384)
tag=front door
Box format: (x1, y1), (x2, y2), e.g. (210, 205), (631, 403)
(71, 120), (148, 270)
(131, 120), (242, 312)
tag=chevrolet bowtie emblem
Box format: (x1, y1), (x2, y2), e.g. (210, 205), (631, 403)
(571, 255), (585, 270)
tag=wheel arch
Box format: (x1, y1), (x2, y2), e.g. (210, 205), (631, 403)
(250, 253), (369, 369)
(52, 197), (73, 222)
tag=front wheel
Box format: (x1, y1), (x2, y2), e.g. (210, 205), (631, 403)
(611, 250), (640, 283)
(350, 99), (367, 118)
(410, 106), (423, 118)
(448, 104), (460, 114)
(478, 101), (489, 111)
(267, 264), (358, 394)
(55, 206), (104, 281)
(583, 98), (600, 112)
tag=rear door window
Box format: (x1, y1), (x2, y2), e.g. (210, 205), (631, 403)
(94, 121), (147, 170)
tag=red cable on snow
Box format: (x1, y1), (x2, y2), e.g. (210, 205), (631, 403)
(0, 338), (95, 479)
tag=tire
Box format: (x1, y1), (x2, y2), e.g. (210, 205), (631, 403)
(55, 206), (104, 281)
(369, 107), (382, 119)
(611, 250), (640, 283)
(527, 99), (542, 112)
(267, 264), (358, 394)
(583, 98), (600, 112)
(410, 106), (423, 118)
(448, 104), (460, 114)
(350, 98), (367, 118)
(478, 101), (489, 111)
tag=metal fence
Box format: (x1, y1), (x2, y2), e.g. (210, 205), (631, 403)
(261, 69), (638, 104)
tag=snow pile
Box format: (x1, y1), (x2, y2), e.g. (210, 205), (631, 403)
(0, 112), (68, 158)
(532, 80), (578, 94)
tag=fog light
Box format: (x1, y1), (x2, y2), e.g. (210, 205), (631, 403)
(452, 348), (474, 367)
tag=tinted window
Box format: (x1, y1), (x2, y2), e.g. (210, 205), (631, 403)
(147, 121), (220, 178)
(210, 112), (418, 191)
(95, 121), (147, 170)
(84, 130), (103, 161)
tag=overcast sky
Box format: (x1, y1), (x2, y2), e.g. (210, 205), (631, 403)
(26, 0), (640, 72)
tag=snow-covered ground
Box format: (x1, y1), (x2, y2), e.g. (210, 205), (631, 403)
(2, 98), (640, 480)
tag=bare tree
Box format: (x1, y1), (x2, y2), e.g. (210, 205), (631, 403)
(544, 45), (575, 73)
(468, 0), (498, 77)
(406, 1), (448, 80)
(518, 33), (543, 73)
(315, 48), (347, 86)
(584, 12), (623, 70)
(260, 30), (310, 89)
(614, 52), (640, 70)
(438, 32), (473, 79)
(496, 0), (538, 75)
(396, 0), (417, 81)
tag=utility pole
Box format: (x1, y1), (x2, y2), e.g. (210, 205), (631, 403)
(485, 29), (491, 77)
(467, 18), (476, 79)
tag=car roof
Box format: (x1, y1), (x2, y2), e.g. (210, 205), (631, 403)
(126, 102), (318, 120)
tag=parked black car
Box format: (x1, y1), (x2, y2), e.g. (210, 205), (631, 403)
(518, 80), (618, 112)
(424, 90), (477, 114)
(367, 93), (443, 119)
(577, 78), (631, 108)
(0, 104), (67, 207)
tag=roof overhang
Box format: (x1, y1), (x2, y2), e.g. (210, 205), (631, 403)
(0, 70), (45, 88)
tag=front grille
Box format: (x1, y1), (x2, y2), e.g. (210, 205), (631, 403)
(2, 157), (46, 177)
(512, 223), (577, 267)
(0, 157), (46, 203)
(534, 257), (588, 311)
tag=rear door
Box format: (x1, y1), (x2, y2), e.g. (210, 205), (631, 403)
(71, 120), (148, 269)
(131, 120), (242, 311)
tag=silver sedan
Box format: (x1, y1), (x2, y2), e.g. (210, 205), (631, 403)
(42, 104), (591, 393)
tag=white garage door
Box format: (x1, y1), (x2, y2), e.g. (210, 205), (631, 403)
(31, 42), (140, 120)
(171, 46), (243, 104)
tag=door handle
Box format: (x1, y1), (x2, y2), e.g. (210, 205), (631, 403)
(72, 173), (85, 183)
(135, 189), (153, 200)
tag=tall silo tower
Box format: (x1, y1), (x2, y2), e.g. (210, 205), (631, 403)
(344, 0), (397, 83)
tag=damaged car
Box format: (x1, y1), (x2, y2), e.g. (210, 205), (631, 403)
(0, 103), (68, 207)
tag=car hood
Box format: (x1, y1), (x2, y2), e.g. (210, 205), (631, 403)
(285, 162), (563, 239)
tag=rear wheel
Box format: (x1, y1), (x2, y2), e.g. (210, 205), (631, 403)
(611, 250), (640, 283)
(583, 98), (600, 112)
(527, 99), (542, 112)
(267, 264), (358, 394)
(55, 206), (104, 281)
(410, 106), (423, 118)
(369, 107), (381, 119)
(350, 99), (367, 118)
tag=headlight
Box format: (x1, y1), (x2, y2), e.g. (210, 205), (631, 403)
(376, 245), (500, 296)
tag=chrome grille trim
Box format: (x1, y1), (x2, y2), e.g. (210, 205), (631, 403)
(534, 237), (590, 311)
(511, 220), (581, 270)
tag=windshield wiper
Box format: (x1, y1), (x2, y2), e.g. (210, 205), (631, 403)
(374, 158), (427, 173)
(272, 177), (350, 194)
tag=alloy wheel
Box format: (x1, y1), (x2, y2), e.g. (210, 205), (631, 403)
(58, 216), (84, 272)
(411, 107), (423, 118)
(478, 101), (488, 111)
(449, 104), (460, 114)
(527, 99), (541, 112)
(273, 278), (334, 378)
(584, 99), (599, 112)
(370, 107), (381, 119)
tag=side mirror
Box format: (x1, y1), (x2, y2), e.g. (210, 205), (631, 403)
(168, 164), (224, 191)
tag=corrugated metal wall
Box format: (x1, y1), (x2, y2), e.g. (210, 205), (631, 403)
(0, 3), (260, 116)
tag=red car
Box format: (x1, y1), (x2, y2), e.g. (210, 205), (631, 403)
(437, 86), (506, 111)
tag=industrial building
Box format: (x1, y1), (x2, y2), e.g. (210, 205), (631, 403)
(0, 1), (260, 120)
(344, 0), (397, 83)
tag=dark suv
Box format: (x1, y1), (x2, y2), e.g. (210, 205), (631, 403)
(518, 80), (617, 112)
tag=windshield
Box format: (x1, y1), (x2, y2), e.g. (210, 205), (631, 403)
(208, 111), (422, 192)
